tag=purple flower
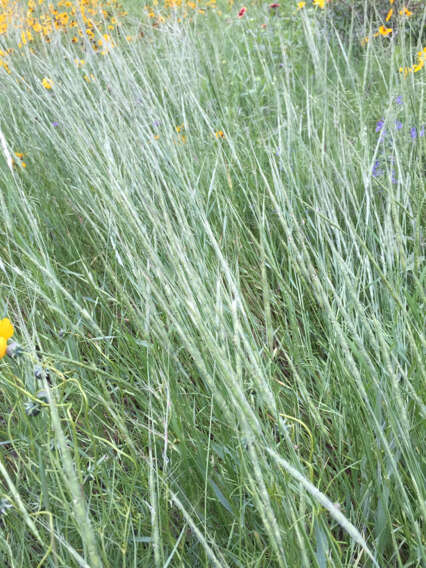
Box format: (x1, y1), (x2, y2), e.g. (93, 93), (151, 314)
(391, 170), (397, 184)
(52, 121), (59, 127)
(410, 127), (417, 139)
(372, 160), (383, 178)
(395, 120), (403, 130)
(395, 96), (403, 105)
(375, 119), (385, 132)
(378, 130), (386, 143)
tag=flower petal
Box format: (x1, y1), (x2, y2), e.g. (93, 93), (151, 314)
(0, 318), (14, 340)
(0, 337), (6, 359)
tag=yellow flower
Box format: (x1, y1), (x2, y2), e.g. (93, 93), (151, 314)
(297, 1), (305, 8)
(175, 124), (184, 133)
(42, 77), (53, 89)
(13, 152), (27, 168)
(378, 25), (392, 36)
(399, 7), (412, 17)
(313, 0), (325, 8)
(385, 8), (393, 22)
(215, 130), (225, 139)
(0, 318), (14, 359)
(399, 66), (411, 77)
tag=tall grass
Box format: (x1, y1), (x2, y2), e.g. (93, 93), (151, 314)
(0, 3), (424, 566)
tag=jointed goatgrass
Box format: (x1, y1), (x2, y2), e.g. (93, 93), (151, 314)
(0, 4), (424, 567)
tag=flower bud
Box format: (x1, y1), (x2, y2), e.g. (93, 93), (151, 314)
(6, 342), (23, 359)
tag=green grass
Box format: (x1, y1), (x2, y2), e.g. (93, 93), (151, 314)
(0, 2), (425, 566)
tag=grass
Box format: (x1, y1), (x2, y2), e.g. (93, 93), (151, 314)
(0, 1), (425, 566)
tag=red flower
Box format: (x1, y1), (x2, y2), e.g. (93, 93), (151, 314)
(269, 3), (280, 7)
(238, 6), (246, 17)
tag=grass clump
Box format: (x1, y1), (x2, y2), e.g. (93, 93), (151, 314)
(0, 0), (425, 566)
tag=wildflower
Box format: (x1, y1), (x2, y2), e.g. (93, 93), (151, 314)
(13, 152), (26, 168)
(375, 119), (385, 133)
(269, 3), (280, 7)
(313, 0), (326, 8)
(238, 7), (246, 17)
(34, 365), (51, 381)
(385, 8), (393, 22)
(410, 127), (417, 139)
(6, 341), (22, 358)
(0, 318), (14, 359)
(372, 160), (383, 178)
(42, 77), (53, 89)
(412, 50), (425, 73)
(215, 130), (225, 139)
(297, 1), (306, 8)
(0, 499), (13, 516)
(378, 25), (392, 37)
(175, 124), (184, 133)
(395, 95), (403, 105)
(395, 120), (403, 130)
(399, 7), (412, 17)
(52, 121), (59, 127)
(420, 126), (425, 137)
(25, 400), (42, 416)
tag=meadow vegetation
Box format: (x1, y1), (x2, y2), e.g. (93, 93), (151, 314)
(0, 0), (425, 566)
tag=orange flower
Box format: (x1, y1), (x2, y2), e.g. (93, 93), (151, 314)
(399, 7), (412, 16)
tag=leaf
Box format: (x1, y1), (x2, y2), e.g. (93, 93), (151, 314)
(209, 479), (234, 515)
